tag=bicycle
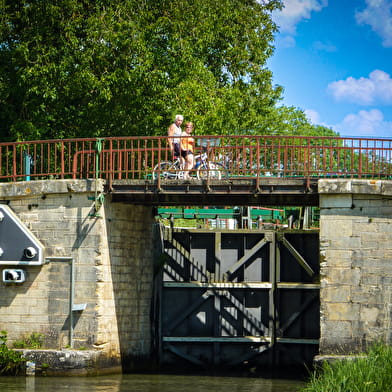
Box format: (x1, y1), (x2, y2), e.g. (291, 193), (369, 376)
(153, 147), (228, 180)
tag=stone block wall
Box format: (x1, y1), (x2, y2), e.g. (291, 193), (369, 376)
(104, 201), (155, 368)
(319, 180), (392, 354)
(0, 180), (155, 372)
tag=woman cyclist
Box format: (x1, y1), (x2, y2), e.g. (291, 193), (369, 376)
(180, 122), (195, 179)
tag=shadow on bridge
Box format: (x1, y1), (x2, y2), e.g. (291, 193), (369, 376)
(107, 177), (319, 206)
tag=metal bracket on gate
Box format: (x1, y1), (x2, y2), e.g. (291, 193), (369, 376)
(88, 193), (105, 217)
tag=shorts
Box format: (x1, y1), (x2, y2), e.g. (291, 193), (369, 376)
(181, 150), (193, 158)
(173, 143), (180, 157)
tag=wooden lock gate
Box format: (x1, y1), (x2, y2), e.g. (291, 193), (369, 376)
(153, 227), (320, 370)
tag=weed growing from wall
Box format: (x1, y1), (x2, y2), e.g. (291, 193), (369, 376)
(0, 331), (25, 375)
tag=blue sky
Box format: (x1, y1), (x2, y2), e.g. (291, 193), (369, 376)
(268, 0), (392, 138)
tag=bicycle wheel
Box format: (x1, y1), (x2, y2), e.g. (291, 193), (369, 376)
(214, 162), (229, 178)
(197, 162), (222, 180)
(153, 161), (178, 179)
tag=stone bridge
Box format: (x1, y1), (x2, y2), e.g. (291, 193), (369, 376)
(0, 178), (391, 373)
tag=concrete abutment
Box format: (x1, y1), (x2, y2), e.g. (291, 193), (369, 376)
(0, 180), (156, 374)
(319, 179), (392, 355)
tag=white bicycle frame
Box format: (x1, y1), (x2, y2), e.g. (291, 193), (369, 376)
(153, 149), (225, 180)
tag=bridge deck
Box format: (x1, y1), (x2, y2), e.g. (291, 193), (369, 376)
(108, 177), (319, 206)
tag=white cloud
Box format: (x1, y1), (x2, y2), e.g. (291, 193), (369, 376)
(327, 70), (392, 105)
(355, 0), (392, 47)
(313, 40), (337, 52)
(304, 109), (321, 124)
(272, 0), (328, 34)
(334, 109), (392, 137)
(304, 108), (392, 138)
(275, 35), (296, 48)
(305, 109), (334, 129)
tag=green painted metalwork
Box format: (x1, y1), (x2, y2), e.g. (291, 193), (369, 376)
(157, 207), (284, 221)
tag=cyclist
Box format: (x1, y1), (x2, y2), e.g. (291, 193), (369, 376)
(167, 114), (183, 159)
(181, 122), (195, 179)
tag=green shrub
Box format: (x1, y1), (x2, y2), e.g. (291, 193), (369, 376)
(301, 344), (392, 392)
(13, 332), (45, 349)
(0, 331), (25, 375)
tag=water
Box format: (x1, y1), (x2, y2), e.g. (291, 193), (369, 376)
(0, 374), (305, 392)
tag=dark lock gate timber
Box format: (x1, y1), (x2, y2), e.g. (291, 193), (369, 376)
(154, 227), (320, 370)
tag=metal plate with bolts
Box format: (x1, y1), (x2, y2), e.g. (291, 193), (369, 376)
(0, 204), (45, 265)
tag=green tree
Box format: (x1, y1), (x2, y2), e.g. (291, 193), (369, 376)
(249, 105), (338, 136)
(0, 0), (336, 141)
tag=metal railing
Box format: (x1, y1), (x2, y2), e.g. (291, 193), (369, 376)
(0, 135), (391, 183)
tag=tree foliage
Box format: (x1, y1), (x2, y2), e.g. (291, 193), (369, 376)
(0, 0), (337, 141)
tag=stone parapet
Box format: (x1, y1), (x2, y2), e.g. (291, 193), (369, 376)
(0, 179), (104, 199)
(319, 179), (392, 197)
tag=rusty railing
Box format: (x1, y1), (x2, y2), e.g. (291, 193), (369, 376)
(0, 135), (391, 183)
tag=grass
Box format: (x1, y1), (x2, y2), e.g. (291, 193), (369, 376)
(300, 344), (392, 392)
(160, 217), (202, 228)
